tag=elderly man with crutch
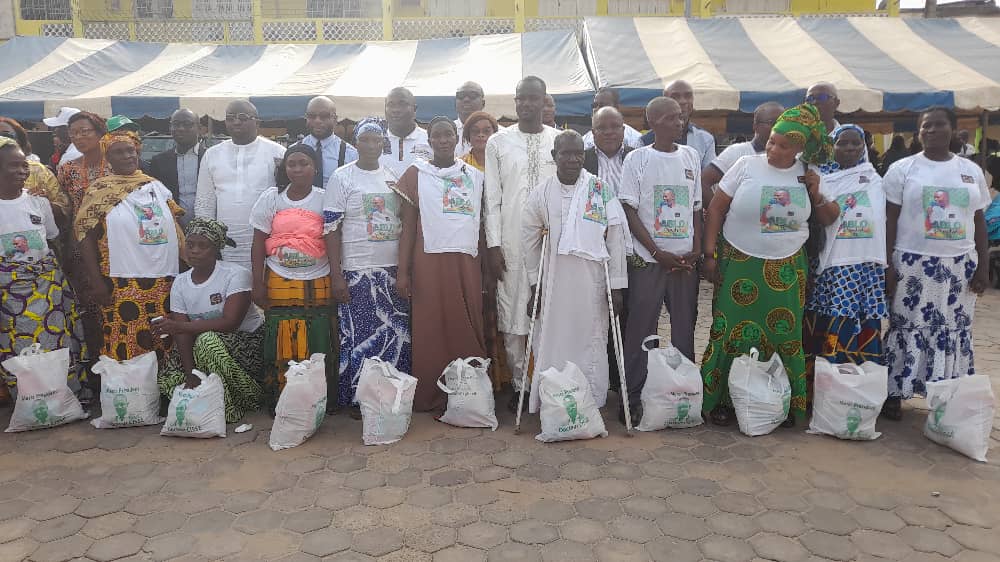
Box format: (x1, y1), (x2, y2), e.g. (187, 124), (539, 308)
(514, 130), (633, 434)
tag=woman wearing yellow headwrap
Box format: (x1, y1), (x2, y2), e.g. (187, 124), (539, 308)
(74, 130), (185, 362)
(700, 104), (839, 428)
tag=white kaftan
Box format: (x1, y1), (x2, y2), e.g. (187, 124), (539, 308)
(194, 136), (286, 270)
(484, 125), (561, 336)
(521, 170), (628, 413)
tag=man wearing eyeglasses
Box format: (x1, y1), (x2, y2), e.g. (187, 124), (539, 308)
(640, 80), (717, 173)
(297, 96), (358, 188)
(700, 102), (784, 207)
(151, 109), (205, 227)
(195, 100), (286, 270)
(806, 82), (840, 133)
(582, 88), (643, 151)
(454, 81), (486, 158)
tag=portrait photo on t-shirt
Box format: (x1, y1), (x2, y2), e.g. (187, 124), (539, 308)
(759, 185), (808, 234)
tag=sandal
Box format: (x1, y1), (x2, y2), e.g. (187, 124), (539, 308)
(710, 406), (732, 426)
(881, 398), (903, 421)
(349, 405), (363, 420)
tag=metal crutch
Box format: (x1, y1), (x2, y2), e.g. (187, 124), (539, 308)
(604, 259), (634, 436)
(514, 231), (548, 434)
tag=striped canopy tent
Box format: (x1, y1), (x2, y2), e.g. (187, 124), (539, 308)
(0, 31), (595, 122)
(582, 16), (1000, 113)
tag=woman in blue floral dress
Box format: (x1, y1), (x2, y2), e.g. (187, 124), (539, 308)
(882, 107), (991, 420)
(804, 124), (888, 369)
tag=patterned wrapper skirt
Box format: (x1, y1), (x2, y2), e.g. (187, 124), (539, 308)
(101, 277), (173, 361)
(336, 267), (411, 407)
(804, 262), (887, 366)
(158, 328), (265, 423)
(885, 250), (978, 399)
(261, 270), (335, 406)
(701, 240), (809, 421)
(0, 255), (86, 392)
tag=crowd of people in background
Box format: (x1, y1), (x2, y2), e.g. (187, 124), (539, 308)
(0, 75), (992, 431)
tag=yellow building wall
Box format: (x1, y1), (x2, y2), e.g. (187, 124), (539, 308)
(79, 0), (196, 19)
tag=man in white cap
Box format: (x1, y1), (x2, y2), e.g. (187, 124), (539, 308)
(43, 107), (82, 167)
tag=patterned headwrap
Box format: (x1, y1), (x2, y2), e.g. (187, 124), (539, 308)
(771, 103), (832, 166)
(818, 123), (868, 175)
(100, 129), (142, 155)
(185, 217), (236, 252)
(354, 117), (391, 155)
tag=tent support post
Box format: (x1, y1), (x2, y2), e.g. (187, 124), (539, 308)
(70, 0), (83, 38)
(382, 0), (394, 40)
(978, 110), (989, 170)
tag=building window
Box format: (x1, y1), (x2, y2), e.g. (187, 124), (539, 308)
(134, 0), (174, 18)
(193, 0), (252, 19)
(306, 0), (363, 17)
(20, 0), (71, 20)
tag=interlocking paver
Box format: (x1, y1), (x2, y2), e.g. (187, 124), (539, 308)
(609, 516), (660, 543)
(527, 500), (575, 523)
(402, 523), (456, 553)
(560, 518), (609, 544)
(487, 542), (541, 562)
(431, 503), (478, 528)
(851, 506), (906, 532)
(510, 519), (558, 545)
(455, 484), (498, 506)
(459, 522), (507, 549)
(657, 512), (710, 541)
(622, 496), (669, 520)
(540, 539), (595, 562)
(851, 529), (914, 560)
(86, 531), (145, 562)
(896, 505), (953, 530)
(31, 513), (86, 542)
(407, 487), (453, 508)
(300, 527), (352, 557)
(593, 539), (649, 562)
(0, 517), (33, 542)
(283, 508), (332, 533)
(80, 512), (136, 540)
(352, 526), (403, 556)
(750, 533), (809, 562)
(899, 526), (963, 556)
(647, 536), (701, 562)
(26, 495), (80, 521)
(708, 512), (760, 538)
(143, 531), (195, 560)
(574, 498), (622, 522)
(224, 491), (270, 514)
(699, 534), (756, 562)
(435, 545), (486, 562)
(234, 509), (287, 535)
(665, 493), (717, 517)
(800, 530), (859, 561)
(805, 507), (859, 536)
(29, 534), (92, 562)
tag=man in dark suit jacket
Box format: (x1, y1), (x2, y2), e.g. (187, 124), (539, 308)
(149, 109), (204, 226)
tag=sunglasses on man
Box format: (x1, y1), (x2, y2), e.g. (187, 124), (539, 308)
(805, 93), (836, 104)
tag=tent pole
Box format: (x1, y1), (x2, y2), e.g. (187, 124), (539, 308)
(978, 109), (988, 170)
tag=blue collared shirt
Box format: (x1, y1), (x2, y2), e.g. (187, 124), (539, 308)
(300, 134), (359, 187)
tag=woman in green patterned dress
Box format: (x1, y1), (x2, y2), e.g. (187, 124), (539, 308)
(151, 218), (266, 422)
(700, 104), (839, 427)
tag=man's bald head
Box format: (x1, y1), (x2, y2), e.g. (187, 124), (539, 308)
(752, 102), (784, 144)
(645, 97), (684, 144)
(592, 106), (624, 157)
(456, 81), (486, 122)
(806, 82), (839, 126)
(552, 129), (585, 182)
(542, 94), (556, 127)
(664, 80), (694, 124)
(169, 108), (199, 150)
(306, 96), (338, 139)
(225, 100), (259, 144)
(386, 87), (417, 137)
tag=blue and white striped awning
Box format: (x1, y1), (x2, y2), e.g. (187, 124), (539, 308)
(0, 31), (595, 122)
(582, 16), (1000, 113)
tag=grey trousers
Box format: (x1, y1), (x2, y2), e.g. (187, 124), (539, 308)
(622, 262), (699, 408)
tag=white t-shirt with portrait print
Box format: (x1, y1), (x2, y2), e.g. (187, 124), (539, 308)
(249, 186), (329, 281)
(169, 261), (263, 333)
(323, 163), (402, 272)
(883, 153), (991, 258)
(618, 144), (703, 260)
(813, 162), (887, 274)
(0, 191), (57, 265)
(719, 154), (811, 260)
(105, 181), (180, 278)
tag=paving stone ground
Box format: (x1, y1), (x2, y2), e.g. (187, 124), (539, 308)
(2, 281), (1000, 562)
